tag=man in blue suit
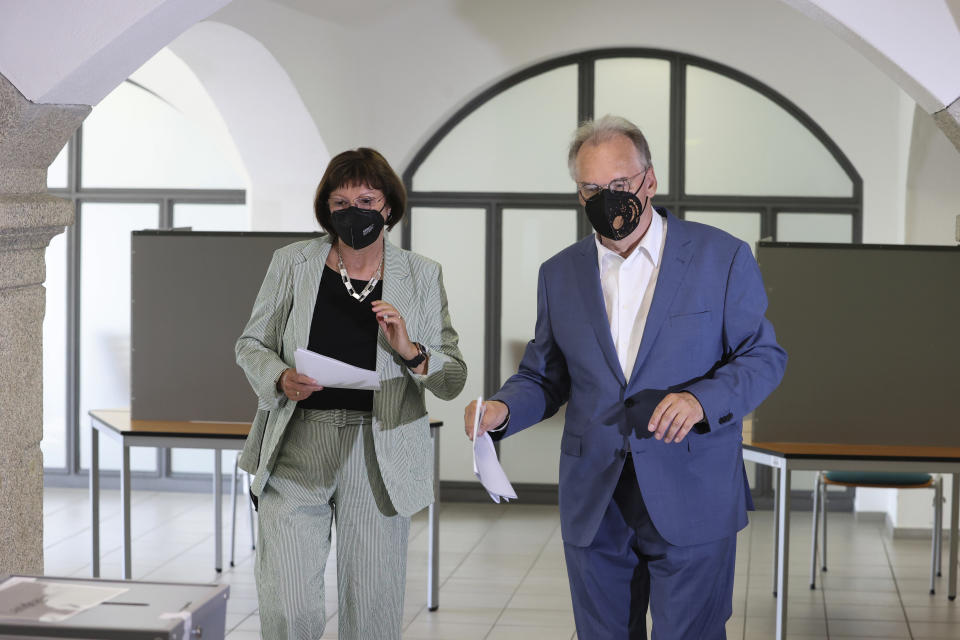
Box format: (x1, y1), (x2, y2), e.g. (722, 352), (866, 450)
(465, 115), (786, 639)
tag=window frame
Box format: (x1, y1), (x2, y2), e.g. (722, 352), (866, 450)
(45, 118), (246, 488)
(401, 48), (862, 508)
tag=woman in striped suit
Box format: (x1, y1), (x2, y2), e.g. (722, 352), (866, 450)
(235, 148), (467, 639)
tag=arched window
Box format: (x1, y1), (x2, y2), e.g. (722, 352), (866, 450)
(44, 49), (248, 480)
(403, 49), (861, 488)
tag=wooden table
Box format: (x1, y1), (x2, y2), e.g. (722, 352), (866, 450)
(743, 440), (960, 640)
(88, 410), (444, 609)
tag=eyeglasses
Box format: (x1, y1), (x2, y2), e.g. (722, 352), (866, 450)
(577, 169), (647, 200)
(328, 194), (384, 211)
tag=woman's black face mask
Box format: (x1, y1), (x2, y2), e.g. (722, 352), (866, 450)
(331, 205), (385, 249)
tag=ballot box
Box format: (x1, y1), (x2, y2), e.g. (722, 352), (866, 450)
(0, 575), (229, 640)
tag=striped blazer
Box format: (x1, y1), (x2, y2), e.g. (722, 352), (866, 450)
(236, 235), (467, 517)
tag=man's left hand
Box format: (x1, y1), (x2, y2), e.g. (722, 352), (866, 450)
(648, 392), (704, 444)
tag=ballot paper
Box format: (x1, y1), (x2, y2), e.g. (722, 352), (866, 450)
(294, 348), (380, 391)
(472, 397), (517, 503)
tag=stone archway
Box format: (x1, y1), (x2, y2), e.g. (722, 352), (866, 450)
(0, 75), (87, 574)
(0, 0), (230, 575)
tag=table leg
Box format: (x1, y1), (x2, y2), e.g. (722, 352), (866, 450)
(949, 473), (958, 600)
(810, 472), (820, 589)
(90, 425), (100, 578)
(775, 466), (791, 640)
(772, 467), (779, 596)
(215, 449), (223, 573)
(936, 477), (943, 577)
(230, 453), (238, 568)
(428, 426), (440, 611)
(121, 445), (132, 580)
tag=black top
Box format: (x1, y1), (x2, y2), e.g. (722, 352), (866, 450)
(298, 265), (381, 411)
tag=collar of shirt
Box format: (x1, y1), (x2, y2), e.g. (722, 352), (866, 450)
(594, 208), (663, 275)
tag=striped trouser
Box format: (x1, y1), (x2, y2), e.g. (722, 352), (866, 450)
(255, 408), (410, 640)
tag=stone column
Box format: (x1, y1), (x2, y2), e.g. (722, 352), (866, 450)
(0, 73), (89, 575)
(934, 96), (960, 154)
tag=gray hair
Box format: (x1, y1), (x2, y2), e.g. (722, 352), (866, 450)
(567, 115), (651, 180)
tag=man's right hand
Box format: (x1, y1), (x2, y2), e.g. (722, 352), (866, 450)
(464, 399), (508, 440)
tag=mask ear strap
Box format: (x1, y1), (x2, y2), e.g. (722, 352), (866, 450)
(631, 169), (648, 196)
(633, 170), (650, 216)
(379, 201), (392, 225)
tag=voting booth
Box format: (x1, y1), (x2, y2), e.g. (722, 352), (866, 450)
(0, 575), (228, 640)
(754, 241), (960, 446)
(130, 230), (321, 422)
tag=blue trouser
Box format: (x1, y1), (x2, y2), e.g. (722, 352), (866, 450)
(563, 455), (737, 640)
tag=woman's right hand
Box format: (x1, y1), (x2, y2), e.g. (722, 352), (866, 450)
(278, 368), (324, 401)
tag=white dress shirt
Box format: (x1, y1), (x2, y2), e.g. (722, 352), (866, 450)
(595, 212), (667, 382)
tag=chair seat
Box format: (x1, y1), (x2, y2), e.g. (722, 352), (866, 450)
(811, 471), (942, 595)
(823, 471), (932, 486)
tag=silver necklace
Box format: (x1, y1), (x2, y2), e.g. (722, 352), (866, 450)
(337, 243), (382, 302)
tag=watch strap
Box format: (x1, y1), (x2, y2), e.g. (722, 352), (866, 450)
(401, 342), (427, 368)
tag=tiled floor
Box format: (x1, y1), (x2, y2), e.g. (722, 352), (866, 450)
(42, 486), (958, 639)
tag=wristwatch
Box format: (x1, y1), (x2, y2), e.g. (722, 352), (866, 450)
(401, 342), (429, 368)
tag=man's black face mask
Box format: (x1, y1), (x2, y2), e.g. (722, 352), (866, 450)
(583, 173), (648, 241)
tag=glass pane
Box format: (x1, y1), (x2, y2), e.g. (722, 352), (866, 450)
(792, 471), (818, 492)
(387, 223), (403, 248)
(47, 144), (69, 190)
(79, 203), (159, 472)
(684, 211), (761, 255)
(595, 58), (671, 192)
(777, 212), (853, 243)
(685, 65), (853, 197)
(413, 65), (577, 193)
(171, 449), (237, 476)
(499, 209), (578, 483)
(173, 204), (250, 231)
(42, 232), (68, 469)
(410, 208), (485, 482)
(82, 82), (246, 189)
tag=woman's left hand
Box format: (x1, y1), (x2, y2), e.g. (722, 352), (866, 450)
(371, 300), (418, 361)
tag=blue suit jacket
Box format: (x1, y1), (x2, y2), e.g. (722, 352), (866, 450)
(492, 209), (787, 548)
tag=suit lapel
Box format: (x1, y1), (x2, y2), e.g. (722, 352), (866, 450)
(377, 239), (412, 378)
(627, 211), (694, 389)
(572, 236), (626, 386)
(381, 239), (412, 319)
(289, 236), (332, 356)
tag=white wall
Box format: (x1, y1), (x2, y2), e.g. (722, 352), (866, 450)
(0, 0), (231, 105)
(854, 486), (898, 518)
(24, 0), (946, 524)
(5, 0), (951, 529)
(782, 0), (960, 113)
(168, 21), (329, 231)
(906, 104), (960, 244)
(189, 0), (960, 510)
(127, 48), (249, 190)
(894, 476), (950, 533)
(211, 0), (913, 243)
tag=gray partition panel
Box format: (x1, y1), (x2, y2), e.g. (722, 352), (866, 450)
(754, 242), (960, 446)
(131, 231), (321, 422)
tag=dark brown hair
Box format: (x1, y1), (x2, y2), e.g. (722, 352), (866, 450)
(313, 148), (407, 240)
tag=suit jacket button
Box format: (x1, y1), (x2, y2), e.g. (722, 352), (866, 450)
(624, 398), (635, 408)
